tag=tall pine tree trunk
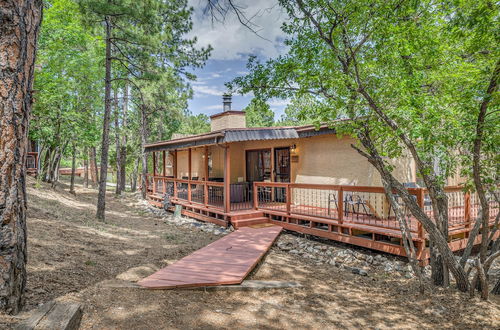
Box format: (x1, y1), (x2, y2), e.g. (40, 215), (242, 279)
(140, 105), (148, 199)
(0, 0), (43, 314)
(131, 156), (139, 192)
(119, 83), (128, 192)
(114, 88), (121, 195)
(69, 143), (77, 195)
(96, 16), (113, 221)
(90, 146), (98, 187)
(83, 146), (89, 188)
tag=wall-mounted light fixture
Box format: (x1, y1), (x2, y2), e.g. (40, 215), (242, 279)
(290, 144), (297, 153)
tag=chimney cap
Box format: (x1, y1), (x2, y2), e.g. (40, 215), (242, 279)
(223, 94), (232, 112)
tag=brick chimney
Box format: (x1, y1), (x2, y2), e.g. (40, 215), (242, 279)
(210, 94), (246, 131)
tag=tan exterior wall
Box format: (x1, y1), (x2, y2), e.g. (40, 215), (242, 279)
(210, 113), (246, 131)
(180, 134), (416, 185)
(294, 135), (415, 186)
(176, 148), (206, 179)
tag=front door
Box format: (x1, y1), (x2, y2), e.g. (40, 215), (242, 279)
(274, 147), (290, 183)
(274, 147), (290, 202)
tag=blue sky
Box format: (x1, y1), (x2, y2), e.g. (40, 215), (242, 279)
(186, 0), (290, 119)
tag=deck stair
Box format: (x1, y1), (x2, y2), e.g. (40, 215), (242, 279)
(230, 211), (269, 229)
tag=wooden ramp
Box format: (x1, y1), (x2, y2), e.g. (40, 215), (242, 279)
(138, 225), (282, 289)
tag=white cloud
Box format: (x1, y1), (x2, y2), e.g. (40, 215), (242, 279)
(202, 104), (223, 111)
(192, 84), (226, 97)
(188, 0), (288, 60)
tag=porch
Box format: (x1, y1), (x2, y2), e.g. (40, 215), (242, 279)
(145, 173), (499, 261)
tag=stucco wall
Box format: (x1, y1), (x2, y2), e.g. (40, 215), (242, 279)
(167, 133), (416, 186)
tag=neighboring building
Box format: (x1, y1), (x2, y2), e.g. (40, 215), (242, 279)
(27, 139), (39, 175)
(143, 95), (498, 262)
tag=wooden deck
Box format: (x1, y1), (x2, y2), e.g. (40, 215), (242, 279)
(138, 225), (282, 289)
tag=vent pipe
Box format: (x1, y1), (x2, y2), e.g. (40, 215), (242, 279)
(223, 94), (232, 112)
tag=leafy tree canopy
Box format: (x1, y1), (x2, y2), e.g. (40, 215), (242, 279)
(245, 98), (274, 127)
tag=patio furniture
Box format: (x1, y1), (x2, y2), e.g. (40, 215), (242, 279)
(344, 193), (370, 219)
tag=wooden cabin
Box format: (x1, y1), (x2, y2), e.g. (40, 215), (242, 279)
(144, 96), (498, 262)
(27, 139), (39, 175)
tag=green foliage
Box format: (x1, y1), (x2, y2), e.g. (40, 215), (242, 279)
(277, 95), (318, 126)
(31, 0), (103, 152)
(244, 98), (274, 127)
(177, 113), (211, 135)
(231, 0), (499, 188)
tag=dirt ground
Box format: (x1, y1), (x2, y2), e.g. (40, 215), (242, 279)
(0, 177), (498, 329)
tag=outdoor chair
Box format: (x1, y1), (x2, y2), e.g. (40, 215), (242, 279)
(327, 193), (338, 217)
(344, 192), (370, 219)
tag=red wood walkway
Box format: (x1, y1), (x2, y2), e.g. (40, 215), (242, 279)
(138, 225), (282, 289)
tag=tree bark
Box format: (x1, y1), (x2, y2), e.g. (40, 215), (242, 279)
(119, 83), (128, 192)
(140, 105), (149, 199)
(69, 143), (77, 195)
(492, 277), (500, 295)
(131, 156), (139, 192)
(90, 146), (98, 187)
(83, 146), (89, 188)
(352, 128), (470, 292)
(0, 0), (43, 314)
(96, 16), (113, 221)
(40, 146), (52, 182)
(114, 88), (121, 195)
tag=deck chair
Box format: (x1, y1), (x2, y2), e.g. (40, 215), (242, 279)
(344, 192), (370, 219)
(327, 193), (338, 217)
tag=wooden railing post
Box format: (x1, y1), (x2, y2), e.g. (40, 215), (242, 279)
(286, 184), (291, 215)
(152, 176), (156, 195)
(253, 182), (258, 210)
(188, 148), (192, 203)
(338, 187), (344, 224)
(173, 178), (178, 198)
(204, 181), (208, 207)
(162, 178), (166, 194)
(223, 146), (230, 213)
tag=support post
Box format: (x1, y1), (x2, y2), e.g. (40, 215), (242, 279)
(338, 187), (344, 224)
(253, 182), (258, 210)
(204, 146), (209, 207)
(224, 145), (230, 213)
(173, 150), (178, 198)
(162, 150), (166, 176)
(152, 152), (156, 177)
(173, 150), (177, 179)
(188, 148), (192, 203)
(286, 184), (291, 215)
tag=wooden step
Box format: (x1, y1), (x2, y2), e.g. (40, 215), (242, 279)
(230, 211), (265, 221)
(232, 217), (269, 229)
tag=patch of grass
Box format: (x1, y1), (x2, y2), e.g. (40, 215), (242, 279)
(34, 179), (43, 189)
(85, 260), (96, 266)
(164, 232), (181, 242)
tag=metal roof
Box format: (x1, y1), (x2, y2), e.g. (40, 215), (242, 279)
(223, 128), (298, 143)
(144, 123), (340, 152)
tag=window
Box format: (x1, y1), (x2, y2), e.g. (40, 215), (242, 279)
(246, 149), (271, 182)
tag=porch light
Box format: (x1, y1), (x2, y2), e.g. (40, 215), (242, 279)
(290, 144), (297, 153)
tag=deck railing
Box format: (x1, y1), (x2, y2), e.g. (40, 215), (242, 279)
(146, 174), (498, 237)
(146, 175), (225, 211)
(252, 182), (498, 241)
